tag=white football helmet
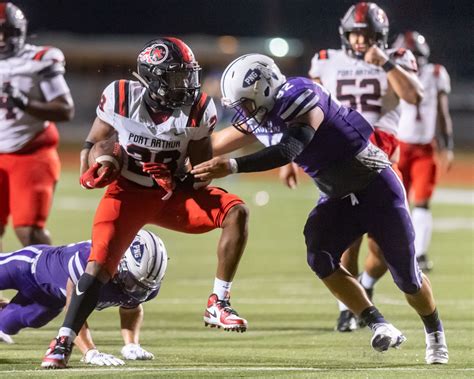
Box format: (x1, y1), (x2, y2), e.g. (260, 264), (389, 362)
(115, 229), (168, 302)
(220, 53), (286, 134)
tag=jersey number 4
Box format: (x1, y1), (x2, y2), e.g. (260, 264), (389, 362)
(336, 79), (381, 113)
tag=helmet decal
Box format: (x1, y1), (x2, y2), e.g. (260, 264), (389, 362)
(243, 68), (261, 88)
(354, 2), (369, 23)
(130, 239), (145, 264)
(138, 43), (168, 65)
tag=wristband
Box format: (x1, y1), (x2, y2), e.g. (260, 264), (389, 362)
(228, 158), (239, 174)
(82, 141), (95, 150)
(382, 59), (397, 73)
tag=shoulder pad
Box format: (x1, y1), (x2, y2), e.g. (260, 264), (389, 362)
(186, 92), (212, 128)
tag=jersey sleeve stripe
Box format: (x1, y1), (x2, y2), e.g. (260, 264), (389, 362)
(68, 256), (79, 284)
(294, 95), (320, 119)
(33, 47), (50, 61)
(280, 90), (315, 120)
(319, 50), (328, 60)
(74, 252), (85, 276)
(118, 80), (130, 117)
(114, 81), (120, 115)
(186, 93), (209, 128)
(434, 64), (441, 77)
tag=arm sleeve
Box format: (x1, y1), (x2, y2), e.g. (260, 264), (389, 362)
(235, 123), (315, 172)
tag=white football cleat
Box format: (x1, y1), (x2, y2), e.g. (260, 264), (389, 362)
(204, 294), (247, 332)
(371, 323), (406, 352)
(425, 330), (449, 364)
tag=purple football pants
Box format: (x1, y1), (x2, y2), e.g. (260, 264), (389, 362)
(0, 249), (62, 335)
(304, 167), (422, 294)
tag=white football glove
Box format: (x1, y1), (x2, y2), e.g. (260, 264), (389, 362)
(0, 330), (14, 344)
(81, 348), (125, 366)
(121, 343), (154, 360)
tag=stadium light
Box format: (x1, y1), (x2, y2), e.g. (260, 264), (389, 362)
(268, 38), (289, 57)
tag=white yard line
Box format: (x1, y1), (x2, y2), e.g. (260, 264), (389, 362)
(0, 366), (472, 374)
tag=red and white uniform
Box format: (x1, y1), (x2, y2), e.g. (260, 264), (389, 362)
(397, 64), (451, 202)
(90, 81), (244, 274)
(309, 48), (418, 159)
(0, 44), (70, 228)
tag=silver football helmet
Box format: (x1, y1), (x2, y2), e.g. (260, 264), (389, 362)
(220, 53), (286, 134)
(114, 229), (168, 302)
(0, 2), (27, 59)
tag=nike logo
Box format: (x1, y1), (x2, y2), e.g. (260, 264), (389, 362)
(173, 130), (185, 136)
(76, 285), (85, 296)
(206, 310), (217, 318)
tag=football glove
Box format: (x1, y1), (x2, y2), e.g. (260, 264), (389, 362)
(79, 162), (112, 189)
(81, 348), (125, 366)
(142, 162), (175, 200)
(0, 330), (14, 344)
(121, 343), (154, 360)
(3, 83), (29, 110)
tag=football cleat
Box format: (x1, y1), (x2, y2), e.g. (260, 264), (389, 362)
(371, 323), (406, 352)
(204, 294), (247, 332)
(425, 330), (449, 364)
(417, 254), (434, 273)
(335, 310), (357, 332)
(41, 336), (74, 369)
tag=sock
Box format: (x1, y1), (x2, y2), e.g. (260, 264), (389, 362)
(337, 300), (349, 312)
(412, 207), (433, 258)
(421, 308), (443, 334)
(360, 271), (378, 289)
(213, 278), (232, 300)
(359, 306), (387, 329)
(58, 327), (76, 340)
(62, 273), (104, 334)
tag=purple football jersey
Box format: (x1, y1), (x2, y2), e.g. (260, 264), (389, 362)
(32, 242), (158, 310)
(253, 77), (390, 197)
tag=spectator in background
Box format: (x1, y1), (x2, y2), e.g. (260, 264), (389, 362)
(0, 2), (74, 251)
(393, 31), (454, 272)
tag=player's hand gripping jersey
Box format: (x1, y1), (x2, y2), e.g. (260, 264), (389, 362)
(309, 48), (418, 136)
(0, 44), (70, 152)
(96, 80), (217, 187)
(398, 63), (451, 144)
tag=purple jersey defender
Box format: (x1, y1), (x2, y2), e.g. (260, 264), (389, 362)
(254, 77), (421, 292)
(0, 242), (158, 335)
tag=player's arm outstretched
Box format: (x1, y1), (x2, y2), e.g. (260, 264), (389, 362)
(192, 107), (323, 180)
(119, 305), (154, 360)
(64, 279), (124, 366)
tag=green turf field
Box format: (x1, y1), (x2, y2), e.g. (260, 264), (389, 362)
(0, 172), (473, 378)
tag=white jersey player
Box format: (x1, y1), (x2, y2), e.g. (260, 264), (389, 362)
(394, 31), (454, 272)
(43, 37), (249, 369)
(0, 2), (74, 251)
(281, 2), (424, 333)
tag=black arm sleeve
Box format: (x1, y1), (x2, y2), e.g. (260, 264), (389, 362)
(235, 123), (315, 173)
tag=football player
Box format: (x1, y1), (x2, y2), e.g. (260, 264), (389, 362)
(393, 31), (454, 272)
(193, 53), (448, 364)
(0, 2), (74, 250)
(279, 2), (423, 332)
(0, 229), (165, 366)
(42, 37), (249, 369)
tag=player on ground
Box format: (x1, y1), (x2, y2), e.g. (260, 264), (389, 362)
(42, 37), (249, 369)
(0, 2), (74, 250)
(193, 53), (448, 364)
(1, 229), (164, 365)
(393, 31), (454, 272)
(280, 2), (423, 332)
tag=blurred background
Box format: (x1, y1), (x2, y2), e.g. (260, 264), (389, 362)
(12, 0), (474, 148)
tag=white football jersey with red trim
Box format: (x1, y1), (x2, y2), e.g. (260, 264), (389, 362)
(96, 80), (217, 187)
(0, 44), (69, 153)
(398, 63), (451, 144)
(308, 48), (417, 135)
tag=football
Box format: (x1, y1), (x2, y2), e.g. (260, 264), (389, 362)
(88, 139), (124, 183)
